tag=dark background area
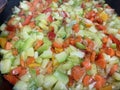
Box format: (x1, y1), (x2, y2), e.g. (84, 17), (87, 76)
(0, 0), (20, 25)
(105, 0), (120, 16)
(0, 0), (120, 90)
(0, 1), (20, 90)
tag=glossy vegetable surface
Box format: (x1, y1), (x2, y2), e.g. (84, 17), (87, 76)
(0, 0), (120, 90)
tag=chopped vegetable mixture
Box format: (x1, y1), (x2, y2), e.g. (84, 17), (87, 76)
(0, 0), (120, 90)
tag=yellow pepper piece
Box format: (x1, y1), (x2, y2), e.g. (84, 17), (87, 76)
(28, 63), (40, 68)
(52, 56), (59, 67)
(55, 48), (63, 53)
(0, 37), (7, 48)
(85, 23), (93, 28)
(100, 85), (112, 90)
(99, 11), (109, 21)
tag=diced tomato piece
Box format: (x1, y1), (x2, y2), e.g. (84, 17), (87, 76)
(22, 15), (33, 26)
(109, 34), (120, 46)
(85, 11), (96, 20)
(47, 15), (53, 22)
(82, 60), (92, 70)
(4, 74), (19, 85)
(81, 3), (86, 9)
(11, 66), (22, 75)
(95, 24), (106, 30)
(47, 31), (56, 40)
(68, 75), (74, 86)
(7, 31), (15, 40)
(6, 25), (16, 31)
(104, 47), (115, 56)
(42, 7), (52, 13)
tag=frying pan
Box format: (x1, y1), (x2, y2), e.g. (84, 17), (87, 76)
(0, 0), (120, 90)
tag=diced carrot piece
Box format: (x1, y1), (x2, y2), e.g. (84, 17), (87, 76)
(33, 0), (40, 6)
(94, 74), (105, 82)
(72, 23), (80, 33)
(86, 39), (94, 52)
(105, 48), (115, 56)
(53, 41), (63, 48)
(109, 34), (120, 46)
(68, 75), (74, 86)
(96, 58), (106, 69)
(26, 57), (35, 66)
(7, 17), (15, 25)
(34, 40), (43, 50)
(46, 61), (53, 74)
(69, 37), (75, 45)
(18, 68), (27, 77)
(20, 56), (26, 67)
(22, 15), (33, 26)
(109, 64), (118, 75)
(94, 74), (106, 89)
(83, 75), (92, 86)
(63, 38), (70, 48)
(95, 53), (106, 69)
(116, 50), (120, 57)
(4, 74), (19, 85)
(71, 65), (85, 81)
(35, 67), (40, 75)
(75, 36), (82, 43)
(52, 0), (58, 2)
(90, 51), (96, 62)
(12, 48), (18, 56)
(102, 37), (108, 44)
(30, 0), (41, 12)
(5, 42), (12, 50)
(82, 60), (92, 70)
(95, 81), (103, 90)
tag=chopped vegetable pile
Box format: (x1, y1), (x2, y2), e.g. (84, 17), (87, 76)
(0, 0), (120, 90)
